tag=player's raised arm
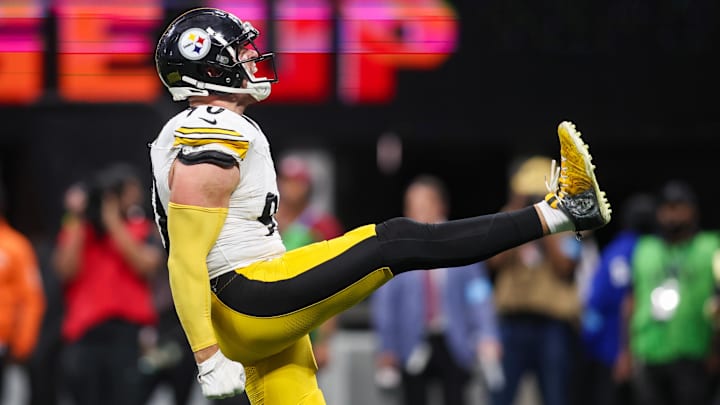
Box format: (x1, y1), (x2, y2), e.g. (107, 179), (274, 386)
(167, 160), (238, 358)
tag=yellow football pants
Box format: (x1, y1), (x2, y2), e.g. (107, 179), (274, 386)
(209, 224), (394, 405)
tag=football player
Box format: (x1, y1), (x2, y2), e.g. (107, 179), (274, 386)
(151, 7), (612, 404)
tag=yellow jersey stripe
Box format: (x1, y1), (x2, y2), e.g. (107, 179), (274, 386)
(173, 137), (249, 159)
(175, 126), (242, 137)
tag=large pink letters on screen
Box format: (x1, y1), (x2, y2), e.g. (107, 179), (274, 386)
(3, 0), (458, 104)
(56, 0), (163, 102)
(339, 0), (458, 103)
(0, 2), (44, 104)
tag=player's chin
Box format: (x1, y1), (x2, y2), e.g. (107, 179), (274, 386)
(234, 89), (257, 105)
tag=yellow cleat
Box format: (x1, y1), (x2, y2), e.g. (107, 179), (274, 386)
(545, 121), (612, 232)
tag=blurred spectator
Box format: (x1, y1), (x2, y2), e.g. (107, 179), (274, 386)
(711, 276), (720, 405)
(621, 180), (719, 405)
(137, 261), (197, 405)
(275, 154), (344, 369)
(0, 182), (46, 400)
(52, 163), (163, 405)
(487, 156), (582, 405)
(574, 229), (601, 306)
(275, 154), (344, 242)
(577, 192), (657, 405)
(370, 174), (501, 405)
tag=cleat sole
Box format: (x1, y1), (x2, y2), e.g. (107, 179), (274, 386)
(558, 121), (612, 225)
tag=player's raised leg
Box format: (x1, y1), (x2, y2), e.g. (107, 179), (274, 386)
(376, 120), (611, 273)
(211, 120), (612, 355)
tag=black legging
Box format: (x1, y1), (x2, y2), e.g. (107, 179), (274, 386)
(214, 206), (543, 317)
(376, 206), (544, 273)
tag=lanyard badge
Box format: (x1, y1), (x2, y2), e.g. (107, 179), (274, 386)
(650, 277), (680, 321)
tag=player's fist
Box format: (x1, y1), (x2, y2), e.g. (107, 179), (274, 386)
(196, 350), (246, 399)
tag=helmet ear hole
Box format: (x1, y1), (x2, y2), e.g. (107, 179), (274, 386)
(206, 66), (223, 78)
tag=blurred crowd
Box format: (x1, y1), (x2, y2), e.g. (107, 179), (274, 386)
(1, 153), (720, 405)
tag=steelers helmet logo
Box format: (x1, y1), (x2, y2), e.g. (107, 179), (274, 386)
(178, 28), (211, 60)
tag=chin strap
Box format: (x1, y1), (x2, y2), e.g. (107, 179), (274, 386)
(170, 75), (272, 102)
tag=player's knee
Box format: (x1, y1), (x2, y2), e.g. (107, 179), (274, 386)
(376, 217), (429, 241)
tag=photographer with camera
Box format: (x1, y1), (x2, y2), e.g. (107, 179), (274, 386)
(52, 162), (163, 405)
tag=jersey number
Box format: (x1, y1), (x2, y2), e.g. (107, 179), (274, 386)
(258, 192), (279, 236)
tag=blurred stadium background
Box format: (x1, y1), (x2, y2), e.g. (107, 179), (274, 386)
(1, 0), (719, 404)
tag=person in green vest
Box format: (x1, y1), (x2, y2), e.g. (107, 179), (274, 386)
(620, 180), (720, 405)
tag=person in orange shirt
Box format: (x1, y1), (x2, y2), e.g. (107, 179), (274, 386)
(0, 184), (46, 399)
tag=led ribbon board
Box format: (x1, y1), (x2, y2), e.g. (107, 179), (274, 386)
(0, 1), (45, 104)
(1, 0), (458, 104)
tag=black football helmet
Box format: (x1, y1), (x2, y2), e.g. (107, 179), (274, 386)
(155, 8), (278, 101)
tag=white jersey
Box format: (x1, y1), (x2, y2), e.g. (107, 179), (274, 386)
(150, 105), (286, 279)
